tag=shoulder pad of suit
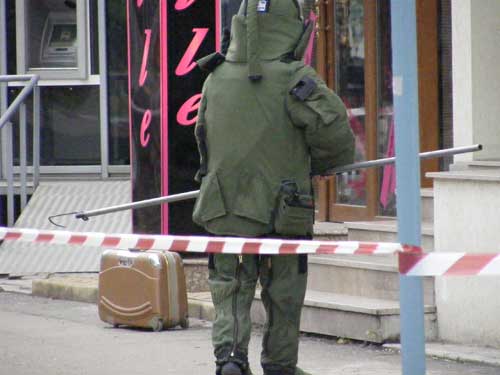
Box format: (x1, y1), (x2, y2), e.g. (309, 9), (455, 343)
(289, 76), (317, 101)
(197, 52), (226, 73)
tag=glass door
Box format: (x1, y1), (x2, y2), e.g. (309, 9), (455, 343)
(376, 0), (395, 216)
(325, 0), (439, 222)
(328, 0), (377, 222)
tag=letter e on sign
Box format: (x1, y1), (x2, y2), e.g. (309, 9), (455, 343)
(177, 94), (202, 126)
(140, 110), (152, 146)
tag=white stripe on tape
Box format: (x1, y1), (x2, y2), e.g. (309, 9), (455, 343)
(404, 253), (466, 276)
(477, 255), (500, 276)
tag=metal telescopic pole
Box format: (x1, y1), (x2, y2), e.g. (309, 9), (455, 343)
(70, 144), (481, 221)
(74, 190), (201, 221)
(323, 144), (481, 176)
(390, 1), (426, 374)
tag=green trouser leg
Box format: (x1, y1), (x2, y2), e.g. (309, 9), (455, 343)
(260, 254), (308, 375)
(209, 254), (259, 373)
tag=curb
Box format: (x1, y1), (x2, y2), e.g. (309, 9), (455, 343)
(31, 277), (217, 322)
(383, 343), (500, 368)
(32, 277), (99, 304)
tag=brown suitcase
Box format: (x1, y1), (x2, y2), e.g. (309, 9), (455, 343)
(98, 249), (189, 331)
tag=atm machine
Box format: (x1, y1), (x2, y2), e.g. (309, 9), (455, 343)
(16, 0), (88, 80)
(14, 0), (101, 167)
(39, 11), (78, 68)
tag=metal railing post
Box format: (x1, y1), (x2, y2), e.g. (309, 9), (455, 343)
(0, 0), (6, 225)
(0, 74), (40, 226)
(4, 121), (14, 226)
(19, 102), (27, 209)
(390, 1), (426, 374)
(33, 85), (40, 189)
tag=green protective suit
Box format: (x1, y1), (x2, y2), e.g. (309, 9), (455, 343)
(192, 0), (355, 374)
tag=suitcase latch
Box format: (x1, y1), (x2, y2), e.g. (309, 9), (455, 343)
(118, 257), (134, 267)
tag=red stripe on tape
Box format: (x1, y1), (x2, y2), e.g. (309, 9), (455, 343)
(444, 254), (498, 276)
(279, 243), (299, 254)
(5, 232), (21, 240)
(317, 244), (338, 254)
(36, 234), (55, 242)
(69, 235), (87, 245)
(354, 243), (377, 255)
(170, 240), (190, 252)
(399, 253), (428, 274)
(242, 242), (262, 254)
(101, 237), (121, 248)
(206, 241), (225, 253)
(402, 244), (423, 254)
(136, 238), (155, 250)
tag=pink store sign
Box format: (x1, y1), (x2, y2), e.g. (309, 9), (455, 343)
(127, 0), (220, 234)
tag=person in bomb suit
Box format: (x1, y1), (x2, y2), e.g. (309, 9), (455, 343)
(193, 1), (354, 374)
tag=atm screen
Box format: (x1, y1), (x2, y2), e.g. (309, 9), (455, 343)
(40, 12), (77, 67)
(49, 24), (77, 48)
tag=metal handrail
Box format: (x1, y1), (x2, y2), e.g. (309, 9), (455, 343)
(0, 74), (40, 226)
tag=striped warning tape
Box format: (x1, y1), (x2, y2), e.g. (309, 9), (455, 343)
(399, 252), (500, 276)
(0, 226), (407, 255)
(2, 227), (500, 275)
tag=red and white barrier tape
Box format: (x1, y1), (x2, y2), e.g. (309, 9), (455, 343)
(399, 252), (500, 276)
(2, 227), (500, 276)
(0, 227), (406, 255)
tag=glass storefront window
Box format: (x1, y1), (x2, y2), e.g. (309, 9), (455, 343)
(10, 86), (101, 166)
(377, 0), (395, 216)
(334, 0), (367, 206)
(106, 1), (129, 165)
(89, 0), (99, 75)
(6, 0), (17, 74)
(41, 86), (101, 165)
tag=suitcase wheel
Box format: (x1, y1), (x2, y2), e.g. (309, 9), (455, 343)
(180, 318), (189, 329)
(150, 317), (164, 332)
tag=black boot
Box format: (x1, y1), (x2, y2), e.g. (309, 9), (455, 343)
(221, 362), (243, 375)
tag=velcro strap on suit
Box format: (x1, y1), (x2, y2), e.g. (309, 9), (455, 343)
(290, 76), (317, 101)
(247, 0), (263, 81)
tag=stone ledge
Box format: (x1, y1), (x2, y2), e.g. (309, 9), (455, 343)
(420, 187), (434, 198)
(346, 220), (434, 236)
(314, 221), (348, 235)
(428, 169), (500, 182)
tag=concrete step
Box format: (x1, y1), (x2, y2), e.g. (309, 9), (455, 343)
(313, 221), (348, 241)
(346, 219), (435, 252)
(307, 254), (435, 305)
(183, 258), (209, 293)
(460, 160), (500, 170)
(190, 290), (437, 343)
(251, 290), (437, 343)
(421, 188), (434, 222)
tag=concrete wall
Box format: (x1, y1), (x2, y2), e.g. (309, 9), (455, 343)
(452, 0), (500, 161)
(432, 171), (500, 347)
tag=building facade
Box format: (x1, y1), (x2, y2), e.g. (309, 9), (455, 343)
(2, 0), (500, 347)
